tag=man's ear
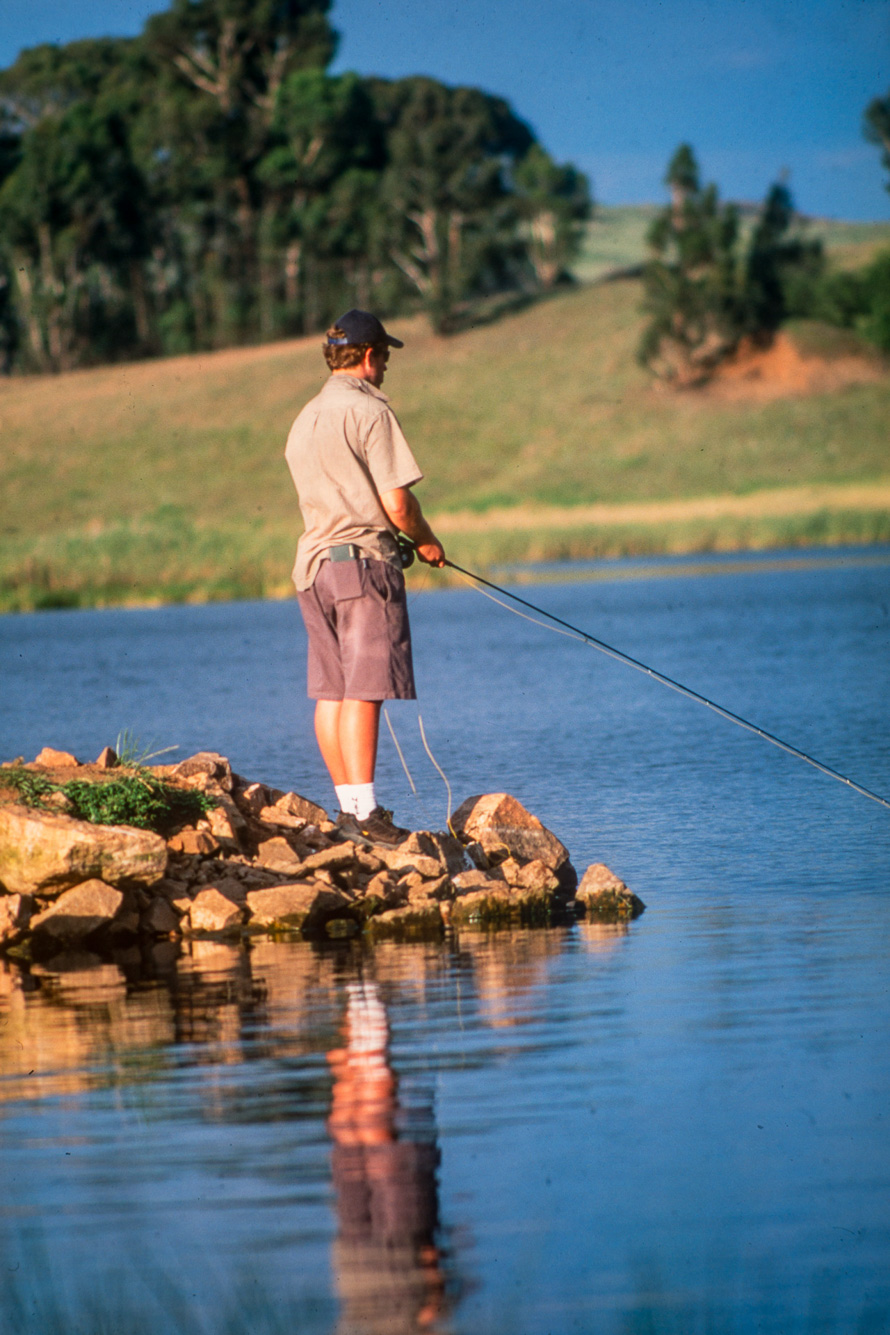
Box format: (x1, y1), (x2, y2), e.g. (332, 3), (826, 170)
(361, 346), (376, 377)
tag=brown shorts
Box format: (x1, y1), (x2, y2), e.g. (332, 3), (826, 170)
(297, 558), (416, 701)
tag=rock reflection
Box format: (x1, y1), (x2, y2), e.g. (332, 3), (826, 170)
(0, 952), (175, 1101)
(577, 920), (630, 954)
(327, 980), (446, 1335)
(455, 925), (571, 1029)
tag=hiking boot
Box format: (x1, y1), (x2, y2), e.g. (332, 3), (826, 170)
(337, 806), (410, 847)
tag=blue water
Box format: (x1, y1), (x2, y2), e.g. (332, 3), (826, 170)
(1, 550), (889, 1333)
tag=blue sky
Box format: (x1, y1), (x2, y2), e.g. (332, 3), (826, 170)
(1, 0), (888, 220)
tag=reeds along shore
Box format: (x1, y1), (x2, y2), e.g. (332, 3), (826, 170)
(2, 274), (889, 612)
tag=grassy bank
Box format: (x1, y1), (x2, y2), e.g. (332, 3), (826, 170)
(2, 220), (890, 612)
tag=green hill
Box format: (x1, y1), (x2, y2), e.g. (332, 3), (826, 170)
(2, 245), (889, 611)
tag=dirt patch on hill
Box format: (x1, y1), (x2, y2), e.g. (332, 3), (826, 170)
(705, 331), (885, 401)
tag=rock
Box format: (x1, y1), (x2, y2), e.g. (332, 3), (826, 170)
(142, 897), (181, 935)
(245, 882), (352, 934)
(206, 800), (244, 848)
(166, 828), (220, 856)
(451, 793), (576, 892)
(380, 848), (444, 879)
(108, 887), (140, 935)
(500, 857), (560, 893)
(255, 836), (305, 873)
(363, 902), (445, 940)
(427, 832), (473, 876)
(34, 747), (80, 767)
(232, 782), (269, 816)
(188, 888), (242, 935)
(95, 746), (118, 769)
(273, 791), (329, 826)
(257, 805), (307, 831)
(0, 893), (34, 946)
(173, 751), (233, 791)
(450, 870), (554, 927)
(452, 869), (503, 892)
(30, 880), (124, 942)
(575, 863), (645, 922)
(0, 804), (167, 895)
(299, 843), (365, 875)
(201, 875), (247, 906)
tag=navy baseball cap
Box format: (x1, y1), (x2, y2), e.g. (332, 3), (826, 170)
(327, 309), (404, 348)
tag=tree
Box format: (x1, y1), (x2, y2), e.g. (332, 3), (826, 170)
(0, 0), (589, 367)
(512, 144), (590, 288)
(864, 90), (890, 192)
(0, 92), (150, 369)
(742, 181), (822, 338)
(640, 146), (824, 385)
(371, 77), (535, 330)
(639, 145), (744, 384)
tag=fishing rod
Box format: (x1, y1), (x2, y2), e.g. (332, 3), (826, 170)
(403, 540), (890, 812)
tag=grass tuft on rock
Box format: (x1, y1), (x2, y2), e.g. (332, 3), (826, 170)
(0, 766), (214, 834)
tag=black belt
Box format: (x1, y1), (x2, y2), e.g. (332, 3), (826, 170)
(327, 543), (362, 562)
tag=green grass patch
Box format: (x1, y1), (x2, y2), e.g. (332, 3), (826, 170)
(0, 766), (215, 833)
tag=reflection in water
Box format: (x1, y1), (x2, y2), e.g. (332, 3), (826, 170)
(328, 981), (446, 1334)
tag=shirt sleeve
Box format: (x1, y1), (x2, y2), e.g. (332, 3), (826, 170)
(362, 406), (423, 494)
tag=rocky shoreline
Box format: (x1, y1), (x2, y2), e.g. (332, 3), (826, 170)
(0, 747), (644, 959)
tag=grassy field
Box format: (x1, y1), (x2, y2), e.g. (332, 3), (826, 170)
(2, 215), (889, 611)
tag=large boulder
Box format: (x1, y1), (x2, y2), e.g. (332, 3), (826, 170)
(0, 804), (167, 895)
(30, 880), (124, 942)
(451, 793), (576, 893)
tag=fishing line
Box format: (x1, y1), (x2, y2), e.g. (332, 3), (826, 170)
(382, 706), (451, 831)
(437, 555), (890, 812)
(418, 713), (455, 833)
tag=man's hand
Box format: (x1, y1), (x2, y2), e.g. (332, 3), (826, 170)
(380, 486), (446, 568)
(414, 539), (446, 568)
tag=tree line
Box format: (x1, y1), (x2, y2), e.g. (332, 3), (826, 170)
(0, 0), (590, 372)
(640, 90), (890, 384)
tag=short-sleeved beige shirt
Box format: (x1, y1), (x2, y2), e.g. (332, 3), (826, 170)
(285, 374), (423, 591)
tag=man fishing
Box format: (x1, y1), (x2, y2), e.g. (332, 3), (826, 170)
(285, 309), (446, 845)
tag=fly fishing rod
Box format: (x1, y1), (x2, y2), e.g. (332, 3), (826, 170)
(409, 543), (889, 813)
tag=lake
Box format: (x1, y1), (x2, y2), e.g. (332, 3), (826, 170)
(1, 548), (889, 1333)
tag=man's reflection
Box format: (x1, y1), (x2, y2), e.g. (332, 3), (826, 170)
(328, 980), (446, 1334)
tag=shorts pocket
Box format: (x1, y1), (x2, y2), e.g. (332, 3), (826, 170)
(328, 559), (365, 602)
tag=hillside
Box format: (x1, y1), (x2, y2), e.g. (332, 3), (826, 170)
(2, 244), (889, 611)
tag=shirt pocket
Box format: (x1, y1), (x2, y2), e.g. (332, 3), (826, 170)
(328, 559), (365, 602)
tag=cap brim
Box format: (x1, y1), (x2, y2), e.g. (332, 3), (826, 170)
(384, 334), (404, 349)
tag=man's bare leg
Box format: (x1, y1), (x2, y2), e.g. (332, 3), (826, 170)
(315, 699), (381, 786)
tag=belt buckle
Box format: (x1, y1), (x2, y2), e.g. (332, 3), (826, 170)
(329, 543), (360, 562)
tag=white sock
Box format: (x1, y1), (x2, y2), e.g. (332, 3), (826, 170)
(335, 782), (376, 819)
(335, 783), (353, 814)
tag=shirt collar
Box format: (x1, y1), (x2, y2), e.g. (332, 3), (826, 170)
(327, 373), (390, 403)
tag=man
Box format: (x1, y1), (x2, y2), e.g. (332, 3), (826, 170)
(285, 309), (445, 845)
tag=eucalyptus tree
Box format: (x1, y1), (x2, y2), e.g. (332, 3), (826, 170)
(0, 39), (151, 369)
(512, 143), (590, 288)
(370, 77), (536, 329)
(142, 0), (336, 344)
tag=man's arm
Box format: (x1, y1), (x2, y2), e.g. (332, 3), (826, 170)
(379, 487), (446, 567)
